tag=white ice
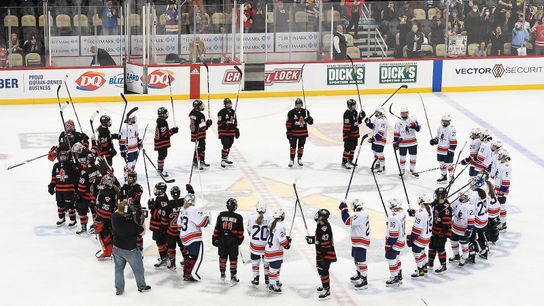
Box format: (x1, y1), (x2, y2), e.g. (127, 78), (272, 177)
(0, 90), (541, 306)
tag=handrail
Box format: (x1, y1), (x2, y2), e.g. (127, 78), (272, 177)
(375, 27), (388, 58)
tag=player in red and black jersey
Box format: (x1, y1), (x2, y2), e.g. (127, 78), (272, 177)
(189, 100), (212, 170)
(120, 170), (144, 251)
(92, 115), (119, 167)
(212, 198), (244, 284)
(217, 98), (239, 168)
(342, 99), (365, 170)
(95, 174), (119, 260)
(58, 119), (89, 153)
(285, 98), (313, 168)
(154, 107), (178, 177)
(428, 187), (452, 273)
(48, 149), (78, 227)
(148, 182), (170, 268)
(75, 152), (100, 235)
(163, 186), (187, 271)
(306, 209), (337, 300)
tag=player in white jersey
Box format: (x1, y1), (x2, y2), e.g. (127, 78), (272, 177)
(484, 179), (500, 244)
(461, 128), (481, 177)
(473, 129), (493, 173)
(468, 176), (489, 262)
(119, 113), (140, 173)
(450, 192), (475, 266)
(264, 209), (291, 293)
(385, 198), (406, 287)
(393, 107), (421, 177)
(430, 114), (457, 183)
(489, 140), (503, 180)
(495, 150), (512, 231)
(247, 202), (272, 286)
(338, 199), (370, 289)
(407, 194), (433, 278)
(365, 108), (388, 173)
(177, 188), (209, 281)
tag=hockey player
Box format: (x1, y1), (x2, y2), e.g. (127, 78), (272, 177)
(178, 184), (209, 281)
(92, 115), (119, 167)
(148, 182), (169, 268)
(264, 209), (291, 293)
(449, 192), (475, 266)
(489, 140), (503, 179)
(366, 108), (388, 173)
(189, 100), (212, 170)
(247, 202), (272, 286)
(120, 169), (144, 251)
(164, 186), (187, 271)
(285, 98), (314, 167)
(495, 150), (512, 231)
(95, 174), (120, 259)
(393, 107), (421, 177)
(461, 128), (481, 177)
(48, 149), (78, 227)
(430, 114), (457, 183)
(407, 194), (433, 278)
(306, 209), (337, 299)
(213, 198), (244, 284)
(472, 129), (493, 174)
(342, 99), (365, 169)
(154, 107), (179, 177)
(119, 113), (141, 173)
(58, 119), (89, 152)
(338, 199), (370, 289)
(385, 198), (406, 286)
(75, 152), (99, 235)
(469, 176), (489, 261)
(485, 178), (500, 245)
(217, 98), (240, 168)
(428, 187), (452, 273)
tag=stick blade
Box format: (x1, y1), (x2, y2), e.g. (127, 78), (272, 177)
(401, 84), (408, 89)
(203, 61), (209, 70)
(120, 93), (128, 104)
(234, 65), (242, 75)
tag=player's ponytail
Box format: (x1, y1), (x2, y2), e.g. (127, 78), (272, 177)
(270, 219), (278, 232)
(423, 203), (431, 216)
(486, 180), (496, 199)
(476, 188), (486, 200)
(256, 212), (264, 225)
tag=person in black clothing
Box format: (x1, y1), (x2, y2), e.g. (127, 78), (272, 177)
(48, 149), (78, 227)
(112, 200), (150, 295)
(405, 23), (424, 58)
(120, 170), (144, 251)
(189, 99), (213, 170)
(306, 208), (337, 300)
(489, 25), (505, 55)
(58, 119), (89, 153)
(148, 182), (170, 268)
(92, 115), (119, 167)
(154, 107), (178, 177)
(217, 98), (239, 168)
(428, 187), (452, 273)
(95, 174), (119, 260)
(333, 25), (347, 60)
(90, 45), (117, 66)
(212, 198), (244, 284)
(342, 99), (365, 169)
(285, 98), (313, 168)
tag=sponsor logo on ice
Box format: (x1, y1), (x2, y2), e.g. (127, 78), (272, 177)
(76, 71), (106, 91)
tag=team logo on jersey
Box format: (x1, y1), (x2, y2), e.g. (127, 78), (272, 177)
(76, 71), (107, 91)
(147, 70), (174, 89)
(222, 70), (241, 84)
(264, 69), (302, 85)
(326, 64), (365, 85)
(379, 63), (417, 83)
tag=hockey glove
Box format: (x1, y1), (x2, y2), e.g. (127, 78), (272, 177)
(170, 127), (179, 134)
(47, 146), (58, 161)
(306, 116), (314, 125)
(358, 111), (366, 122)
(147, 199), (155, 210)
(111, 133), (119, 140)
(212, 239), (219, 247)
(235, 128), (240, 139)
(368, 137), (375, 143)
(48, 184), (55, 195)
(430, 138), (438, 145)
(338, 202), (348, 210)
(305, 236), (315, 244)
(461, 157), (470, 165)
(186, 184), (195, 194)
(206, 119), (213, 128)
(407, 208), (416, 217)
(393, 141), (400, 151)
(284, 236), (292, 249)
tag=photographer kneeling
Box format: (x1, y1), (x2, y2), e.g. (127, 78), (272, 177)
(112, 200), (151, 295)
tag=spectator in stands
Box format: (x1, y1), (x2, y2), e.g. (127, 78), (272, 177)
(397, 15), (410, 57)
(274, 0), (289, 32)
(405, 23), (424, 58)
(306, 0), (320, 31)
(165, 1), (179, 34)
(382, 1), (398, 22)
(480, 7), (494, 42)
(464, 2), (482, 44)
(346, 0), (363, 39)
(190, 5), (210, 34)
(240, 2), (254, 33)
(474, 41), (488, 56)
(448, 9), (464, 35)
(532, 17), (544, 55)
(496, 8), (515, 39)
(251, 5), (266, 33)
(430, 9), (446, 46)
(8, 33), (23, 55)
(489, 24), (505, 55)
(398, 1), (415, 22)
(102, 0), (119, 35)
(333, 24), (347, 60)
(90, 46), (117, 66)
(22, 35), (43, 56)
(526, 5), (540, 27)
(511, 21), (529, 55)
(0, 48), (8, 68)
(447, 0), (465, 19)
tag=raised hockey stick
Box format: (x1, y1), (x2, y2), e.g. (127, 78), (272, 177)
(448, 181), (471, 199)
(234, 65), (243, 113)
(368, 84), (408, 120)
(347, 55), (363, 111)
(134, 123), (149, 167)
(448, 140), (468, 192)
(167, 75), (176, 127)
(371, 158), (388, 217)
(142, 149), (175, 183)
(446, 163), (469, 191)
(203, 62), (211, 118)
(56, 85), (76, 163)
(419, 93), (433, 139)
(89, 110), (99, 133)
(388, 102), (402, 120)
(64, 76), (83, 132)
(288, 198), (299, 237)
(300, 64), (309, 118)
(393, 147), (411, 209)
(118, 93), (129, 133)
(343, 133), (371, 202)
(7, 153), (49, 170)
(188, 141), (198, 185)
(142, 148), (152, 197)
(292, 183), (310, 236)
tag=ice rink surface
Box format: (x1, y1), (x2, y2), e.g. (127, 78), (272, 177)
(0, 90), (542, 306)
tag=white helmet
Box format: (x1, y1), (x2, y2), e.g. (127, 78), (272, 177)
(256, 201), (267, 213)
(375, 107), (385, 116)
(458, 191), (469, 203)
(71, 142), (84, 153)
(184, 193), (195, 206)
(470, 127), (481, 138)
(417, 193), (433, 205)
(441, 114), (451, 121)
(400, 106), (409, 113)
(388, 198), (402, 210)
(498, 149), (511, 162)
(351, 198), (364, 211)
(491, 140), (503, 152)
(273, 208), (285, 220)
(480, 129), (491, 141)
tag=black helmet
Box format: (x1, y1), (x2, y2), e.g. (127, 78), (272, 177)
(226, 198), (238, 212)
(314, 208), (330, 221)
(158, 107), (168, 118)
(170, 186), (181, 198)
(86, 152), (96, 165)
(347, 99), (357, 108)
(295, 98), (303, 105)
(193, 99), (203, 108)
(154, 182), (167, 196)
(434, 187), (447, 201)
(223, 98), (232, 105)
(100, 115), (111, 126)
(126, 170), (137, 180)
(58, 149), (69, 160)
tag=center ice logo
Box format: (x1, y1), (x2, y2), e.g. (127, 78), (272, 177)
(76, 71), (107, 91)
(147, 70), (174, 89)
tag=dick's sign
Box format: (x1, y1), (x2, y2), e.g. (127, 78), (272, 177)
(326, 64), (365, 85)
(379, 63), (417, 84)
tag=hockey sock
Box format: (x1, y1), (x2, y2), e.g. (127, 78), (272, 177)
(158, 159), (164, 171)
(57, 207), (65, 219)
(342, 151), (350, 163)
(447, 163), (454, 177)
(400, 154), (406, 170)
(350, 150), (355, 161)
(387, 258), (399, 277)
(90, 205), (96, 222)
(378, 153), (385, 169)
(290, 147), (296, 160)
(269, 267), (279, 285)
(168, 248), (176, 263)
(230, 259), (238, 275)
(451, 241), (460, 256)
(221, 149), (228, 160)
(439, 161), (446, 176)
(321, 273), (330, 289)
(219, 257), (227, 274)
(461, 242), (469, 259)
(499, 199), (507, 224)
(414, 251), (427, 269)
(68, 209), (76, 221)
(264, 262), (270, 276)
(396, 258), (401, 275)
(199, 151), (205, 163)
(297, 146), (304, 159)
(356, 261), (368, 277)
(80, 214), (88, 225)
(428, 249), (436, 264)
(410, 155), (417, 172)
(252, 259), (260, 278)
(158, 243), (168, 259)
(438, 251), (447, 265)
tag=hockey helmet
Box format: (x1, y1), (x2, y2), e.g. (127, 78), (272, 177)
(100, 115), (112, 126)
(470, 127), (481, 139)
(458, 191), (469, 203)
(434, 187), (447, 201)
(314, 208), (330, 222)
(256, 201), (267, 213)
(470, 176), (485, 189)
(400, 106), (409, 113)
(491, 140), (503, 152)
(498, 149), (511, 162)
(192, 99), (204, 109)
(226, 198), (238, 212)
(480, 129), (492, 141)
(58, 149), (69, 161)
(417, 193), (433, 205)
(223, 98), (232, 106)
(154, 182), (167, 196)
(347, 99), (357, 108)
(273, 208), (285, 221)
(101, 175), (114, 188)
(375, 107), (385, 116)
(295, 98), (304, 106)
(65, 120), (75, 132)
(158, 107), (169, 118)
(125, 169), (137, 182)
(388, 198), (402, 210)
(351, 198), (364, 211)
(170, 186), (181, 198)
(441, 114), (451, 121)
(184, 193), (196, 206)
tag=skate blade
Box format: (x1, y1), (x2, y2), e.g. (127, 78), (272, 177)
(353, 285), (368, 291)
(318, 296), (331, 300)
(386, 283), (401, 287)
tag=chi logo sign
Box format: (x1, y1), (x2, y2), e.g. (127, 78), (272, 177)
(326, 64), (365, 85)
(76, 71), (107, 91)
(264, 69), (302, 85)
(379, 63), (417, 83)
(148, 70), (174, 89)
(222, 70), (241, 84)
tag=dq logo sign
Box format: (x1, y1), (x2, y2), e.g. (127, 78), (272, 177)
(147, 70), (174, 89)
(76, 71), (107, 91)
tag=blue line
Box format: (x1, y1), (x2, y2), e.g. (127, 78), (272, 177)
(436, 93), (544, 168)
(432, 60), (443, 93)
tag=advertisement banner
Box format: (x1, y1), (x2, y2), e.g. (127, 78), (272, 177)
(126, 63), (144, 94)
(326, 63), (365, 85)
(379, 62), (418, 84)
(81, 35), (125, 56)
(447, 35), (467, 56)
(50, 36), (80, 57)
(146, 66), (190, 96)
(275, 32), (320, 52)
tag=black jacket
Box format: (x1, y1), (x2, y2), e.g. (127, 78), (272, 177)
(91, 48), (116, 66)
(112, 212), (144, 250)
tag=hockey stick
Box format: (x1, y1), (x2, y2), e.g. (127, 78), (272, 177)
(56, 85), (76, 163)
(419, 93), (433, 139)
(448, 181), (471, 199)
(118, 93), (129, 133)
(143, 150), (175, 183)
(288, 199), (299, 237)
(134, 123), (149, 167)
(300, 64), (309, 118)
(446, 163), (469, 191)
(7, 153), (49, 170)
(89, 110), (99, 133)
(371, 158), (388, 217)
(142, 148), (152, 197)
(188, 141), (198, 185)
(347, 55), (363, 111)
(234, 65), (243, 113)
(388, 102), (402, 120)
(448, 140), (467, 192)
(413, 162), (462, 175)
(64, 76), (83, 132)
(368, 85), (408, 120)
(343, 133), (371, 202)
(203, 62), (211, 118)
(393, 147), (411, 209)
(167, 75), (176, 126)
(292, 183), (310, 236)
